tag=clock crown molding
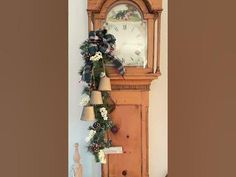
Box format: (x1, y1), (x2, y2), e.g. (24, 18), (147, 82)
(87, 0), (162, 13)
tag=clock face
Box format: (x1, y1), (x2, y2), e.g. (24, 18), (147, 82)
(104, 4), (147, 67)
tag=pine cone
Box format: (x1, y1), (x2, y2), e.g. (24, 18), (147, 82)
(91, 143), (100, 152)
(93, 122), (101, 130)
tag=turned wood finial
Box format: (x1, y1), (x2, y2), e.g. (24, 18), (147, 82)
(74, 143), (81, 163)
(73, 143), (83, 177)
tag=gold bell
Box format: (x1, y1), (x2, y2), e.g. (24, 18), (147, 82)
(90, 91), (103, 105)
(99, 75), (111, 91)
(80, 106), (95, 121)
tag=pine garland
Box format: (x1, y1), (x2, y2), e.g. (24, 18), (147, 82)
(79, 29), (125, 163)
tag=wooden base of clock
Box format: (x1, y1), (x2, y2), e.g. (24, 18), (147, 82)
(102, 77), (157, 177)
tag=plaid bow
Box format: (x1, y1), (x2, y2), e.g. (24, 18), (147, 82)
(82, 29), (125, 81)
(109, 55), (125, 76)
(82, 61), (93, 83)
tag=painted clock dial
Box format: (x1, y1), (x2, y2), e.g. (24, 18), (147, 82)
(104, 4), (147, 67)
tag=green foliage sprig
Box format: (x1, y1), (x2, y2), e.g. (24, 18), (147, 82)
(79, 29), (124, 163)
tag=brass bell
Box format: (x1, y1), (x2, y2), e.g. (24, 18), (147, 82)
(90, 91), (103, 105)
(99, 75), (111, 91)
(80, 106), (95, 121)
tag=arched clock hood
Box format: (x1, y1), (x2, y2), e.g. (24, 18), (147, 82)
(87, 0), (163, 85)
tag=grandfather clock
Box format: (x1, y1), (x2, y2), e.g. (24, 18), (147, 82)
(87, 1), (163, 177)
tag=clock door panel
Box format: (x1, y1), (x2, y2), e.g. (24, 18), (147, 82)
(109, 105), (142, 177)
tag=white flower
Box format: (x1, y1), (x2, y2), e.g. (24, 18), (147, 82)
(100, 107), (108, 120)
(98, 150), (106, 164)
(101, 112), (107, 117)
(101, 109), (107, 115)
(100, 107), (106, 113)
(80, 94), (90, 106)
(100, 72), (106, 78)
(90, 51), (103, 61)
(103, 115), (108, 121)
(85, 130), (96, 142)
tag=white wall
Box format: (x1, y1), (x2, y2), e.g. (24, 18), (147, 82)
(149, 0), (168, 176)
(69, 1), (168, 177)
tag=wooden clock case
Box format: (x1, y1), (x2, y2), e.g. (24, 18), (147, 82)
(87, 1), (163, 177)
